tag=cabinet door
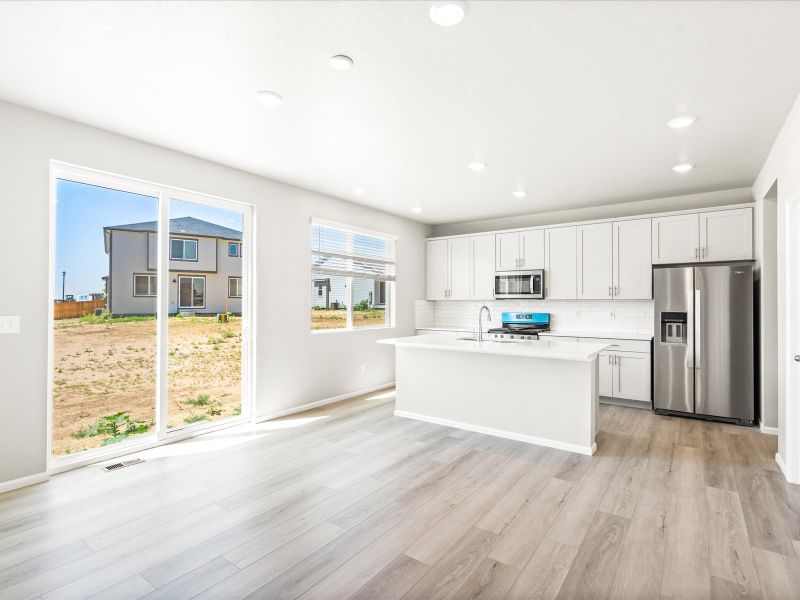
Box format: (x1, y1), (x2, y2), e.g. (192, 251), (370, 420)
(598, 352), (614, 397)
(426, 239), (449, 300)
(699, 208), (753, 262)
(613, 351), (651, 402)
(495, 232), (521, 271)
(448, 237), (471, 300)
(577, 222), (613, 300)
(651, 213), (700, 264)
(520, 229), (545, 269)
(613, 219), (652, 299)
(470, 234), (496, 299)
(544, 226), (577, 299)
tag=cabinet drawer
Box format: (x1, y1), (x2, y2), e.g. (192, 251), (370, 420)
(578, 337), (651, 353)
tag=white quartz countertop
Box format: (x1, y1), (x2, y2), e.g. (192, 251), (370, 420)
(378, 334), (609, 362)
(538, 330), (654, 341)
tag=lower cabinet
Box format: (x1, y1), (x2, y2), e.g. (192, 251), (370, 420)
(581, 337), (652, 406)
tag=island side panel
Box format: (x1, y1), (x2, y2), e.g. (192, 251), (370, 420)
(394, 346), (597, 455)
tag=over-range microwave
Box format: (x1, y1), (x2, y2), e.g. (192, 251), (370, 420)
(494, 270), (545, 299)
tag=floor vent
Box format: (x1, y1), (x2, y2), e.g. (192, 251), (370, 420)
(102, 458), (145, 472)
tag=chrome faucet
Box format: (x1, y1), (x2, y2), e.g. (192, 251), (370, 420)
(477, 305), (492, 342)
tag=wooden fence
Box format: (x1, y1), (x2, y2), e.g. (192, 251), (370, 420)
(54, 299), (107, 320)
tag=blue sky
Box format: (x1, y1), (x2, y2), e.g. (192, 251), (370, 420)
(55, 179), (243, 298)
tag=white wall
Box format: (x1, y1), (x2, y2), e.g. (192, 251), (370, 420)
(0, 100), (430, 487)
(432, 188), (753, 237)
(752, 91), (800, 466)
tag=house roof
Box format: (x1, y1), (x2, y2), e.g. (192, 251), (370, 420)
(105, 216), (242, 240)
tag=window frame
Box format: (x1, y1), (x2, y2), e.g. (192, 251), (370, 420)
(228, 241), (241, 257)
(228, 276), (242, 298)
(178, 275), (206, 309)
(132, 273), (157, 297)
(170, 237), (199, 262)
(310, 219), (396, 334)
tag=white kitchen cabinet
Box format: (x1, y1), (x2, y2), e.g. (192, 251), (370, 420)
(544, 226), (577, 299)
(470, 234), (496, 299)
(651, 213), (700, 264)
(448, 237), (471, 300)
(598, 352), (614, 397)
(427, 235), (495, 300)
(495, 232), (521, 271)
(426, 239), (448, 300)
(613, 219), (652, 299)
(495, 229), (544, 271)
(613, 351), (651, 402)
(577, 222), (613, 300)
(700, 208), (753, 262)
(520, 229), (545, 269)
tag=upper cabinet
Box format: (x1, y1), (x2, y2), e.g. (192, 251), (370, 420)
(495, 229), (544, 271)
(426, 239), (449, 300)
(651, 213), (700, 264)
(470, 234), (496, 300)
(426, 235), (495, 300)
(545, 226), (577, 299)
(577, 222), (613, 299)
(652, 207), (752, 264)
(700, 208), (753, 262)
(613, 218), (652, 299)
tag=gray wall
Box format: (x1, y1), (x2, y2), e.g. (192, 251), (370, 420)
(0, 100), (430, 486)
(432, 188), (753, 237)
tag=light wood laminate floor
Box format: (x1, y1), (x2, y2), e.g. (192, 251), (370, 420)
(1, 389), (798, 600)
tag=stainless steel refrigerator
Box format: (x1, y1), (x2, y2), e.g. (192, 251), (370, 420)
(653, 262), (754, 425)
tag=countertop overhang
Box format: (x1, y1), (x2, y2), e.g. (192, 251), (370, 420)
(378, 334), (609, 362)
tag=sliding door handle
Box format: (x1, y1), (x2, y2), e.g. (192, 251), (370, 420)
(795, 355), (800, 362)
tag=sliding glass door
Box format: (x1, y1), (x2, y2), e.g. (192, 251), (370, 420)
(50, 164), (252, 465)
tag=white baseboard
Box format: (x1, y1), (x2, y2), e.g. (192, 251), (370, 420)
(760, 422), (779, 436)
(253, 382), (395, 423)
(394, 409), (597, 456)
(775, 452), (788, 479)
(0, 471), (49, 494)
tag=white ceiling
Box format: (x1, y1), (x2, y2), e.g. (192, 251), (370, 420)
(1, 1), (799, 224)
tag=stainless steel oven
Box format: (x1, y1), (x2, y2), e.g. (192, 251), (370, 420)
(494, 270), (544, 299)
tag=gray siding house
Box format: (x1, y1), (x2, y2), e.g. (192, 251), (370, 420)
(104, 216), (243, 316)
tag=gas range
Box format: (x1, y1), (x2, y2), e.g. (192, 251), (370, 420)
(487, 312), (550, 341)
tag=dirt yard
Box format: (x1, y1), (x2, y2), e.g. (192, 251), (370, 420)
(310, 308), (386, 330)
(52, 316), (242, 455)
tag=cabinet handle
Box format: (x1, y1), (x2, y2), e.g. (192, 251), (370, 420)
(608, 286), (612, 297)
(702, 247), (707, 259)
(614, 285), (618, 296)
(608, 354), (612, 366)
(695, 247), (699, 259)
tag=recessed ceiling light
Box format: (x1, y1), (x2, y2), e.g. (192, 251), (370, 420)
(255, 90), (283, 107)
(329, 55), (353, 71)
(512, 190), (527, 199)
(429, 1), (468, 26)
(411, 206), (423, 214)
(672, 162), (695, 173)
(667, 115), (698, 129)
(353, 187), (366, 196)
(468, 160), (487, 172)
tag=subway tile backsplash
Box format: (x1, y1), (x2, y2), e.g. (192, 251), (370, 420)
(415, 299), (654, 335)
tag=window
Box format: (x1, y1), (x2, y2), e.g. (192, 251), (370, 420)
(228, 276), (242, 298)
(228, 242), (241, 257)
(178, 275), (205, 308)
(310, 220), (396, 331)
(170, 238), (198, 261)
(133, 273), (157, 296)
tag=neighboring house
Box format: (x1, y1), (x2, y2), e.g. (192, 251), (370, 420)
(311, 258), (387, 309)
(104, 216), (243, 316)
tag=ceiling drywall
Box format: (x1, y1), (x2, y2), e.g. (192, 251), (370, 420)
(1, 1), (799, 224)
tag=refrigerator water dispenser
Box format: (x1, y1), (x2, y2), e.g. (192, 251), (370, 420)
(660, 312), (687, 344)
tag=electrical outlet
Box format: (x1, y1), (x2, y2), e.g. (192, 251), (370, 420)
(0, 316), (20, 335)
(609, 311), (616, 319)
(360, 365), (366, 375)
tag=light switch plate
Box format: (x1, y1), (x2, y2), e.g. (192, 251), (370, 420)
(0, 316), (20, 334)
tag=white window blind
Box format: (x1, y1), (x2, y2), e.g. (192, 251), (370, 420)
(311, 222), (396, 282)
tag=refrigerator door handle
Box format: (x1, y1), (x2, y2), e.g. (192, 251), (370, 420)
(695, 289), (701, 370)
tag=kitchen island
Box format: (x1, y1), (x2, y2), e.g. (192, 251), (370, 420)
(378, 334), (609, 455)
